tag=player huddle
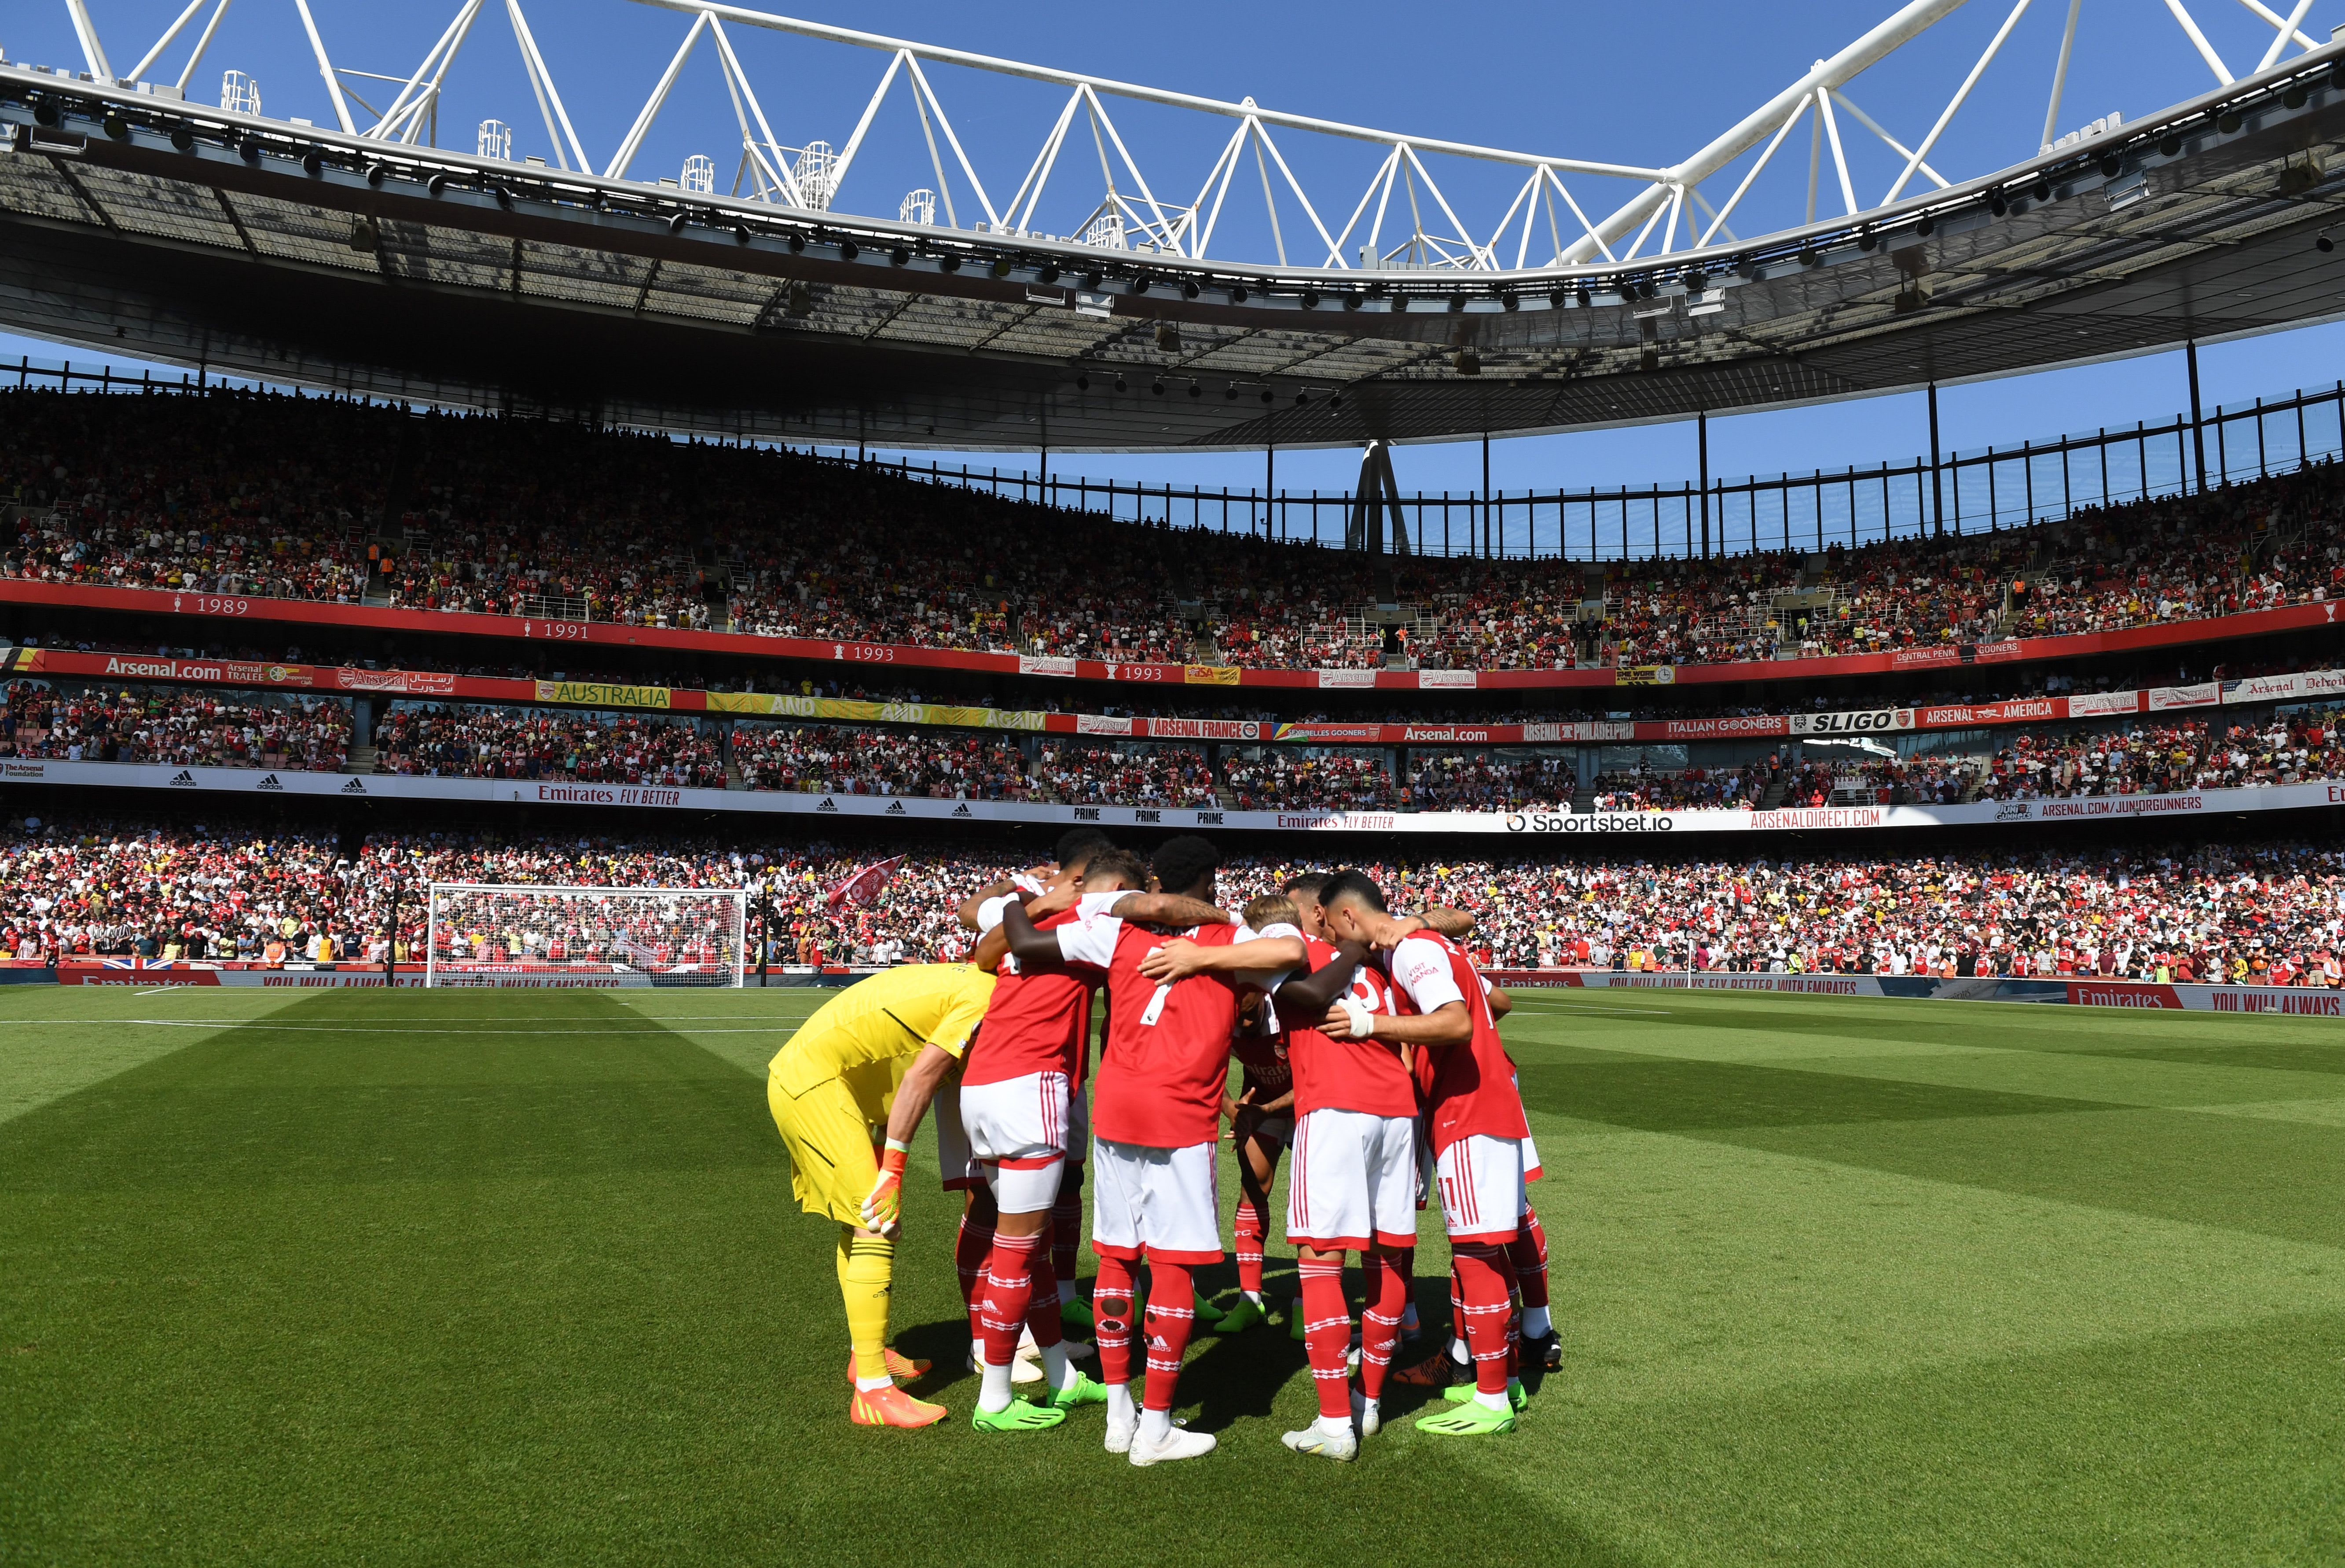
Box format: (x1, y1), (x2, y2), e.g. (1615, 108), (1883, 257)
(763, 829), (1553, 1465)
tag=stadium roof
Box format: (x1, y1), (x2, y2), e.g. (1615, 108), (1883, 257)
(4, 11), (2345, 452)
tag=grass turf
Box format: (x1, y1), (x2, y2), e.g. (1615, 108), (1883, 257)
(3, 986), (2342, 1565)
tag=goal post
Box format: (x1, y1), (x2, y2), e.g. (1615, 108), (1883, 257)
(424, 883), (748, 988)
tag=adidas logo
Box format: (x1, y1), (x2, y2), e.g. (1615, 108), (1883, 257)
(885, 801), (906, 814)
(816, 797), (838, 812)
(168, 769), (197, 787)
(256, 773), (283, 792)
(951, 803), (972, 818)
(341, 777), (367, 794)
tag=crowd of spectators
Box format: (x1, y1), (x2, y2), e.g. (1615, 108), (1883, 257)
(373, 704), (724, 788)
(1031, 742), (1218, 807)
(6, 817), (2345, 988)
(1973, 713), (2345, 799)
(731, 723), (1032, 799)
(9, 386), (2345, 675)
(1588, 764), (1769, 812)
(0, 679), (349, 769)
(1224, 750), (1398, 812)
(1401, 753), (1578, 811)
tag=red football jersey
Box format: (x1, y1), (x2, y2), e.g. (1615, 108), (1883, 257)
(1229, 1029), (1291, 1097)
(960, 902), (1097, 1088)
(1069, 921), (1295, 1148)
(1285, 936), (1415, 1119)
(1385, 931), (1528, 1153)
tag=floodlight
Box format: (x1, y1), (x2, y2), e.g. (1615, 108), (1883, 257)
(838, 239), (859, 261)
(668, 210), (690, 234)
(172, 128), (195, 152)
(1300, 289), (1320, 308)
(104, 114), (129, 141)
(2319, 233), (2336, 253)
(427, 173), (447, 195)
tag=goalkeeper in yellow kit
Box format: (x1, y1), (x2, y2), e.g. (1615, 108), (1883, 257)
(767, 956), (999, 1428)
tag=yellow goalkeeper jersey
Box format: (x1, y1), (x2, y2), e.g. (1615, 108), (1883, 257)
(767, 963), (996, 1125)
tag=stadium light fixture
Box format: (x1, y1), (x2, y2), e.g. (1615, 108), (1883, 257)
(239, 136), (262, 163)
(1989, 191), (2007, 216)
(787, 233), (806, 253)
(363, 160), (386, 185)
(2319, 232), (2335, 253)
(989, 254), (1012, 277)
(1913, 213), (1933, 236)
(1114, 375), (1127, 392)
(1188, 383), (1202, 397)
(103, 114), (130, 142)
(2160, 134), (2184, 156)
(668, 210), (690, 233)
(1037, 263), (1060, 283)
(172, 127), (196, 152)
(1130, 272), (1153, 294)
(1229, 286), (1248, 303)
(427, 173), (448, 195)
(737, 224), (755, 245)
(1182, 280), (1200, 299)
(493, 185), (514, 209)
(889, 246), (910, 264)
(939, 253), (960, 272)
(1152, 379), (1166, 395)
(1224, 384), (1238, 400)
(2032, 177), (2051, 199)
(1300, 289), (1321, 308)
(1076, 373), (1091, 389)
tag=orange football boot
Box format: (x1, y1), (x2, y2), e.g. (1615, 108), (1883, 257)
(849, 1384), (949, 1428)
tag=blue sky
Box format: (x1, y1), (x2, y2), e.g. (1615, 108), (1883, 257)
(8, 0), (2341, 502)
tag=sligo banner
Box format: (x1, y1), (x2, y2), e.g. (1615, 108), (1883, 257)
(1789, 707), (1915, 736)
(10, 756), (2345, 834)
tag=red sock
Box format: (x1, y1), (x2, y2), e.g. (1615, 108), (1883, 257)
(1299, 1252), (1351, 1419)
(956, 1208), (996, 1342)
(1359, 1249), (1409, 1400)
(1508, 1205), (1550, 1310)
(977, 1232), (1039, 1368)
(1233, 1195), (1269, 1298)
(1050, 1183), (1082, 1289)
(1452, 1242), (1519, 1396)
(1094, 1255), (1136, 1386)
(1141, 1260), (1196, 1414)
(1448, 1260), (1466, 1356)
(1024, 1229), (1064, 1350)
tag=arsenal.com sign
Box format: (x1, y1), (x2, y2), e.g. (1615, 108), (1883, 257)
(1789, 707), (1917, 735)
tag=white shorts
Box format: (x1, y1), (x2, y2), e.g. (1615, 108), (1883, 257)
(1435, 1134), (1527, 1245)
(1089, 1138), (1222, 1266)
(961, 1071), (1071, 1214)
(1523, 1127), (1543, 1186)
(932, 1082), (983, 1192)
(1286, 1108), (1417, 1253)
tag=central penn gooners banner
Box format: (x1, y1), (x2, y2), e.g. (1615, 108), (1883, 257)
(10, 756), (2345, 834)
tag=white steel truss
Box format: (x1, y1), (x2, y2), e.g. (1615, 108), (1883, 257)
(54, 0), (2340, 272)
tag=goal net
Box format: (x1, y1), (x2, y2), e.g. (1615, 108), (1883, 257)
(424, 883), (747, 988)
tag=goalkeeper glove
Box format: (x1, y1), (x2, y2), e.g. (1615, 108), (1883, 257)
(862, 1139), (910, 1234)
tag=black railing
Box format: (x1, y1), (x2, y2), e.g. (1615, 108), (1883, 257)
(14, 354), (2341, 563)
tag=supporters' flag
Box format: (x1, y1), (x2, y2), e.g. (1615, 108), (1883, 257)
(826, 856), (906, 909)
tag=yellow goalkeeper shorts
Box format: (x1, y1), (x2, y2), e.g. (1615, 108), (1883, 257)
(767, 1071), (881, 1226)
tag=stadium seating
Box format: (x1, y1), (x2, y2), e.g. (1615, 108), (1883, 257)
(6, 386), (2341, 673)
(1, 819), (2337, 984)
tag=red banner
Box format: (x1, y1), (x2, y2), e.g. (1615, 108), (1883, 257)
(825, 856), (906, 908)
(5, 577), (2340, 694)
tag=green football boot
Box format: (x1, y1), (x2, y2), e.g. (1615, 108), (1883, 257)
(971, 1399), (1068, 1434)
(1415, 1399), (1516, 1436)
(1031, 1371), (1111, 1411)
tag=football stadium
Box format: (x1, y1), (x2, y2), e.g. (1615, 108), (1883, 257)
(4, 0), (2345, 1560)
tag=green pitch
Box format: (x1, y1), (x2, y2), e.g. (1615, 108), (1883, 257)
(4, 985), (2342, 1565)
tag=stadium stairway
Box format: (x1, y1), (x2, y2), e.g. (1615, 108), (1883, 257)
(343, 744), (378, 775)
(724, 759), (746, 790)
